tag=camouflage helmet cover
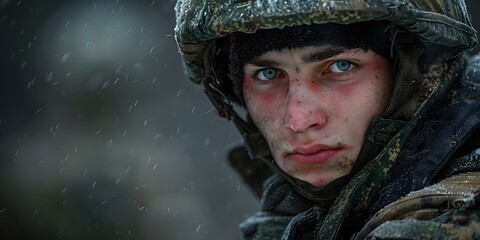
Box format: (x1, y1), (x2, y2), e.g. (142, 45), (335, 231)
(175, 0), (477, 85)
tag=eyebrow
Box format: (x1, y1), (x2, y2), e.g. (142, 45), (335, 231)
(246, 47), (350, 68)
(246, 59), (282, 68)
(302, 48), (346, 63)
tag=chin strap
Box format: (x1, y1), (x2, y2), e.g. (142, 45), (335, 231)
(202, 43), (274, 197)
(203, 76), (271, 159)
(203, 41), (272, 159)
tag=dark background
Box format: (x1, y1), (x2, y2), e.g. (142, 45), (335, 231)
(0, 1), (478, 239)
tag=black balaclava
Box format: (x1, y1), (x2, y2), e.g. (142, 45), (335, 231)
(228, 21), (393, 104)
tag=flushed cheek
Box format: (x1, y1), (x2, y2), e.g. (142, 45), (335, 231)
(336, 80), (359, 97)
(245, 97), (290, 155)
(337, 78), (388, 116)
(244, 91), (285, 132)
(245, 101), (287, 158)
(245, 97), (279, 129)
(243, 76), (286, 104)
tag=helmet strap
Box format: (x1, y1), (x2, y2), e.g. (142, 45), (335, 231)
(204, 42), (271, 159)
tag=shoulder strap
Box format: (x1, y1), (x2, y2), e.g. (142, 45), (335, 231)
(357, 171), (480, 239)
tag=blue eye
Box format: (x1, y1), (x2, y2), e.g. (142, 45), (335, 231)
(330, 60), (353, 73)
(257, 68), (279, 81)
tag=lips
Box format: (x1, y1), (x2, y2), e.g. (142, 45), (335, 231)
(287, 145), (341, 164)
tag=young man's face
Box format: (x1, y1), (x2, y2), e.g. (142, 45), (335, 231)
(242, 45), (393, 187)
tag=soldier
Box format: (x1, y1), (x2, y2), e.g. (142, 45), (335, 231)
(175, 1), (480, 239)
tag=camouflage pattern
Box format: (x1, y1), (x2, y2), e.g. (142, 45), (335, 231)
(359, 172), (480, 239)
(175, 0), (477, 84)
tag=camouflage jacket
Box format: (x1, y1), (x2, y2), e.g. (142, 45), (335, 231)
(237, 54), (480, 239)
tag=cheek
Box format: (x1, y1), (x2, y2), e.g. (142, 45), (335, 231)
(243, 77), (281, 104)
(243, 81), (276, 129)
(340, 62), (392, 113)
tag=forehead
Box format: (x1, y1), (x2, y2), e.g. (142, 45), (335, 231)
(251, 45), (345, 60)
(245, 45), (371, 68)
(231, 21), (391, 68)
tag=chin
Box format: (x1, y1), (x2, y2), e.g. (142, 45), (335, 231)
(309, 179), (333, 188)
(296, 175), (332, 188)
(300, 172), (347, 188)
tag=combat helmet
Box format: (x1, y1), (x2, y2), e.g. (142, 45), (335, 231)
(176, 1), (476, 79)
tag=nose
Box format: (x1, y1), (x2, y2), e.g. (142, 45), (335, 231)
(284, 80), (327, 133)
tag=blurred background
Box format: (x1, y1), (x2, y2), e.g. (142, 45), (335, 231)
(0, 1), (478, 239)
